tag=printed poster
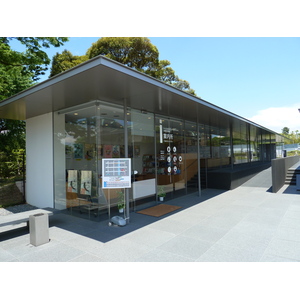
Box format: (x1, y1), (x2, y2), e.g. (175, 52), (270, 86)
(80, 170), (92, 195)
(85, 144), (95, 160)
(67, 170), (78, 193)
(74, 143), (83, 159)
(104, 145), (112, 158)
(112, 145), (120, 158)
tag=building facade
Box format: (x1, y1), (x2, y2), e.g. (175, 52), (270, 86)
(0, 56), (285, 222)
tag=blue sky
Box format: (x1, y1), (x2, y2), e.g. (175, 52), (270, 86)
(29, 37), (299, 134)
(3, 0), (300, 135)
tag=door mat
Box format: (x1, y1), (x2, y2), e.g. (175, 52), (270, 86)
(137, 204), (182, 217)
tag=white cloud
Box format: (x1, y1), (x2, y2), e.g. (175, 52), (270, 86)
(249, 104), (300, 134)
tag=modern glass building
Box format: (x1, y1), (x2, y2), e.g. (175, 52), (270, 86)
(0, 55), (285, 223)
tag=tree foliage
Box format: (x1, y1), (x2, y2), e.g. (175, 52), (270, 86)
(0, 37), (68, 178)
(281, 128), (300, 145)
(281, 127), (290, 135)
(87, 37), (159, 72)
(50, 37), (197, 96)
(50, 50), (88, 77)
(0, 37), (69, 83)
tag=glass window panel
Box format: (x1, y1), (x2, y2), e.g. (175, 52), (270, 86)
(128, 109), (156, 208)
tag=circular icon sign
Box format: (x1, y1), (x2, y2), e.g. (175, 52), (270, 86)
(167, 146), (171, 153)
(173, 146), (177, 153)
(173, 166), (177, 173)
(167, 156), (171, 162)
(179, 156), (182, 162)
(173, 156), (177, 162)
(167, 167), (171, 173)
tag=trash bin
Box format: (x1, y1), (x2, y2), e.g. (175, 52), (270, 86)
(29, 213), (50, 246)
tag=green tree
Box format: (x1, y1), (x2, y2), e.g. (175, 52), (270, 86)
(0, 37), (68, 178)
(50, 37), (197, 96)
(50, 50), (88, 77)
(0, 37), (69, 84)
(86, 37), (159, 73)
(282, 127), (290, 135)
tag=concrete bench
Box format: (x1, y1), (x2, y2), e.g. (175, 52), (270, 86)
(0, 208), (54, 232)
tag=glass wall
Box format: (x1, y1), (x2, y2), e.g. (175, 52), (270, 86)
(127, 109), (156, 209)
(249, 125), (260, 162)
(53, 99), (279, 219)
(155, 116), (186, 199)
(232, 121), (249, 164)
(53, 104), (101, 218)
(53, 102), (126, 220)
(185, 122), (199, 194)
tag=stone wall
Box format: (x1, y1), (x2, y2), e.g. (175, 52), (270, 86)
(0, 183), (24, 207)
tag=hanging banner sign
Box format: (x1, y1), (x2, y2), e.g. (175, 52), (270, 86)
(80, 170), (92, 195)
(67, 170), (78, 193)
(102, 158), (131, 189)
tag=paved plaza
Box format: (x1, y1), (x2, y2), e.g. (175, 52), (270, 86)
(1, 167), (300, 262)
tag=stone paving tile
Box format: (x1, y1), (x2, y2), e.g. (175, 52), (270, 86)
(121, 227), (176, 248)
(157, 235), (214, 260)
(196, 243), (264, 262)
(196, 214), (242, 231)
(279, 216), (300, 230)
(181, 224), (228, 244)
(216, 229), (273, 254)
(135, 248), (195, 262)
(263, 238), (300, 261)
(283, 210), (300, 220)
(60, 235), (105, 252)
(260, 254), (300, 262)
(0, 247), (17, 262)
(148, 218), (197, 235)
(229, 220), (277, 236)
(87, 238), (153, 262)
(273, 226), (300, 243)
(68, 253), (107, 262)
(166, 210), (210, 226)
(20, 242), (85, 262)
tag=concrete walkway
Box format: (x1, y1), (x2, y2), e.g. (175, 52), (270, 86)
(1, 167), (300, 262)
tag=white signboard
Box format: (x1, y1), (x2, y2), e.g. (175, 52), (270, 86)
(102, 158), (131, 189)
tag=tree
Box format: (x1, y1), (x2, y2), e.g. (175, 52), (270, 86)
(50, 37), (197, 96)
(0, 37), (69, 83)
(50, 50), (88, 77)
(282, 127), (290, 135)
(0, 37), (68, 178)
(86, 37), (159, 74)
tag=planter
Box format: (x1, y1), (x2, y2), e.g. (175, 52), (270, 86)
(119, 208), (124, 213)
(159, 196), (164, 201)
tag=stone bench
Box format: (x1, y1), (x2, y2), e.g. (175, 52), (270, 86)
(0, 208), (54, 232)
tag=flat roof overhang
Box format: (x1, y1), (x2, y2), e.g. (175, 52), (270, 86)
(0, 55), (282, 138)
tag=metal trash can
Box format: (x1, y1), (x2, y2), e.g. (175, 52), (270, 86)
(29, 213), (49, 246)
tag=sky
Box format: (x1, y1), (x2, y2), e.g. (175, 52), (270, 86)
(3, 1), (299, 135)
(26, 36), (299, 134)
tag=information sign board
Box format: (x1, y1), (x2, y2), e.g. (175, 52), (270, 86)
(102, 158), (131, 189)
